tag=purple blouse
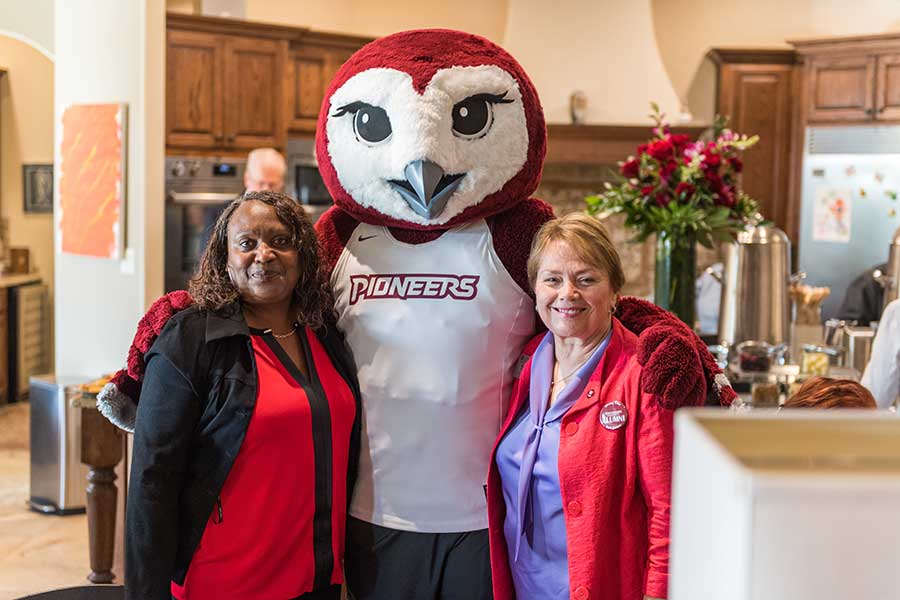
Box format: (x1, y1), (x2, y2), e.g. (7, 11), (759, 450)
(495, 329), (611, 599)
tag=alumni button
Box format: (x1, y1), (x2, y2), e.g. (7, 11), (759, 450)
(600, 400), (628, 431)
(564, 422), (579, 436)
(573, 585), (589, 600)
(567, 500), (582, 516)
(586, 388), (595, 398)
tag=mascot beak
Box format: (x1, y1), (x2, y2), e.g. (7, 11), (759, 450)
(389, 160), (464, 220)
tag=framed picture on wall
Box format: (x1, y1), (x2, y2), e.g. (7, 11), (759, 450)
(23, 164), (53, 214)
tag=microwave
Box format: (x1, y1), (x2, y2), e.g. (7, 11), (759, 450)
(287, 138), (332, 221)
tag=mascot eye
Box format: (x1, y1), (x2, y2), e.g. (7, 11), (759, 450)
(451, 92), (513, 140)
(332, 101), (392, 145)
(354, 106), (392, 144)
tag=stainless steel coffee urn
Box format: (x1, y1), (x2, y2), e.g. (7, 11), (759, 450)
(718, 224), (792, 348)
(880, 225), (900, 312)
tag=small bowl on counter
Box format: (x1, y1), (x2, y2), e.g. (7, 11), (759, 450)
(734, 340), (788, 373)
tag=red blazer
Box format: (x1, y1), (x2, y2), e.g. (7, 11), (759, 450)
(486, 319), (674, 600)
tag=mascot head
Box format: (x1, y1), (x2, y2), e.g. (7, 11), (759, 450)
(315, 29), (546, 230)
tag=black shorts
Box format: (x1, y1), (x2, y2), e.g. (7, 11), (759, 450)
(345, 517), (493, 600)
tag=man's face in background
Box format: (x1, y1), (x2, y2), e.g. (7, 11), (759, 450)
(244, 157), (286, 193)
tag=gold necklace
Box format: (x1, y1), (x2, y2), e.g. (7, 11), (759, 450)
(551, 322), (612, 386)
(267, 321), (299, 339)
(551, 356), (592, 386)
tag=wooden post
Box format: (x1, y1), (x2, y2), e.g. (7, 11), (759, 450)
(80, 399), (124, 584)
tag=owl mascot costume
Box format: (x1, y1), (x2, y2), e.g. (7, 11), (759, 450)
(99, 29), (733, 599)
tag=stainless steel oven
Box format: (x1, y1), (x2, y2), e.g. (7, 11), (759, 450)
(165, 156), (245, 292)
(286, 138), (332, 222)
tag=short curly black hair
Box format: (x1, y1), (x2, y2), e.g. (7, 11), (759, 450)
(188, 190), (332, 330)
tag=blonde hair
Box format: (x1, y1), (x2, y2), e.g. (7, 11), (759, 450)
(527, 213), (625, 292)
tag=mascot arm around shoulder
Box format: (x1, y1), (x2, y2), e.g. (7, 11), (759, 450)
(98, 29), (733, 433)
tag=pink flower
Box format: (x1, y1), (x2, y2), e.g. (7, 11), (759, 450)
(655, 191), (671, 207)
(621, 158), (640, 178)
(640, 185), (655, 198)
(683, 141), (704, 160)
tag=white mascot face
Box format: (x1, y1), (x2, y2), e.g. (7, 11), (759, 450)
(325, 65), (530, 225)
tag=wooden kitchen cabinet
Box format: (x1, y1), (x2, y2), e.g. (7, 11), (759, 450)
(792, 34), (900, 124)
(223, 35), (286, 150)
(806, 55), (875, 122)
(166, 23), (286, 152)
(166, 29), (224, 149)
(807, 52), (900, 122)
(876, 52), (900, 120)
(285, 35), (363, 134)
(166, 13), (371, 153)
(710, 49), (799, 240)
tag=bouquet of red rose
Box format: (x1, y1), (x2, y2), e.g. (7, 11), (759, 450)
(586, 104), (761, 248)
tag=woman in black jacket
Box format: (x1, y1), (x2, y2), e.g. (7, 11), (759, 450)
(126, 191), (361, 600)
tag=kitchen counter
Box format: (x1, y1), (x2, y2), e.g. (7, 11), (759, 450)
(0, 273), (41, 288)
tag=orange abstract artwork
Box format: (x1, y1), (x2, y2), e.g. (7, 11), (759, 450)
(59, 103), (127, 258)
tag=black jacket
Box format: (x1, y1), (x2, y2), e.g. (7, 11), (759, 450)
(837, 262), (887, 326)
(125, 303), (361, 600)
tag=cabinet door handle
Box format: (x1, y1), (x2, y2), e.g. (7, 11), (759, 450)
(866, 108), (875, 116)
(214, 134), (224, 142)
(226, 134), (235, 144)
(878, 106), (887, 114)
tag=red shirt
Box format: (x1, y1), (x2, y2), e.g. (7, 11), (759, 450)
(487, 320), (675, 600)
(172, 327), (356, 600)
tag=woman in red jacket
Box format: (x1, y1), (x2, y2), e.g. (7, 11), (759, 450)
(487, 212), (673, 600)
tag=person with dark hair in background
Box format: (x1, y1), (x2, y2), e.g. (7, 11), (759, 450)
(126, 191), (361, 600)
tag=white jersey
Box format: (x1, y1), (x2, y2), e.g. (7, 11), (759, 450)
(332, 219), (534, 532)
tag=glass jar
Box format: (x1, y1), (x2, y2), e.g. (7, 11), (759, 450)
(800, 344), (843, 376)
(751, 382), (782, 408)
(736, 340), (774, 372)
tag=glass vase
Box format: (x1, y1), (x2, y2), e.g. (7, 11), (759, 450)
(654, 231), (697, 327)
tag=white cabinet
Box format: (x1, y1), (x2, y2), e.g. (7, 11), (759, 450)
(670, 409), (900, 600)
